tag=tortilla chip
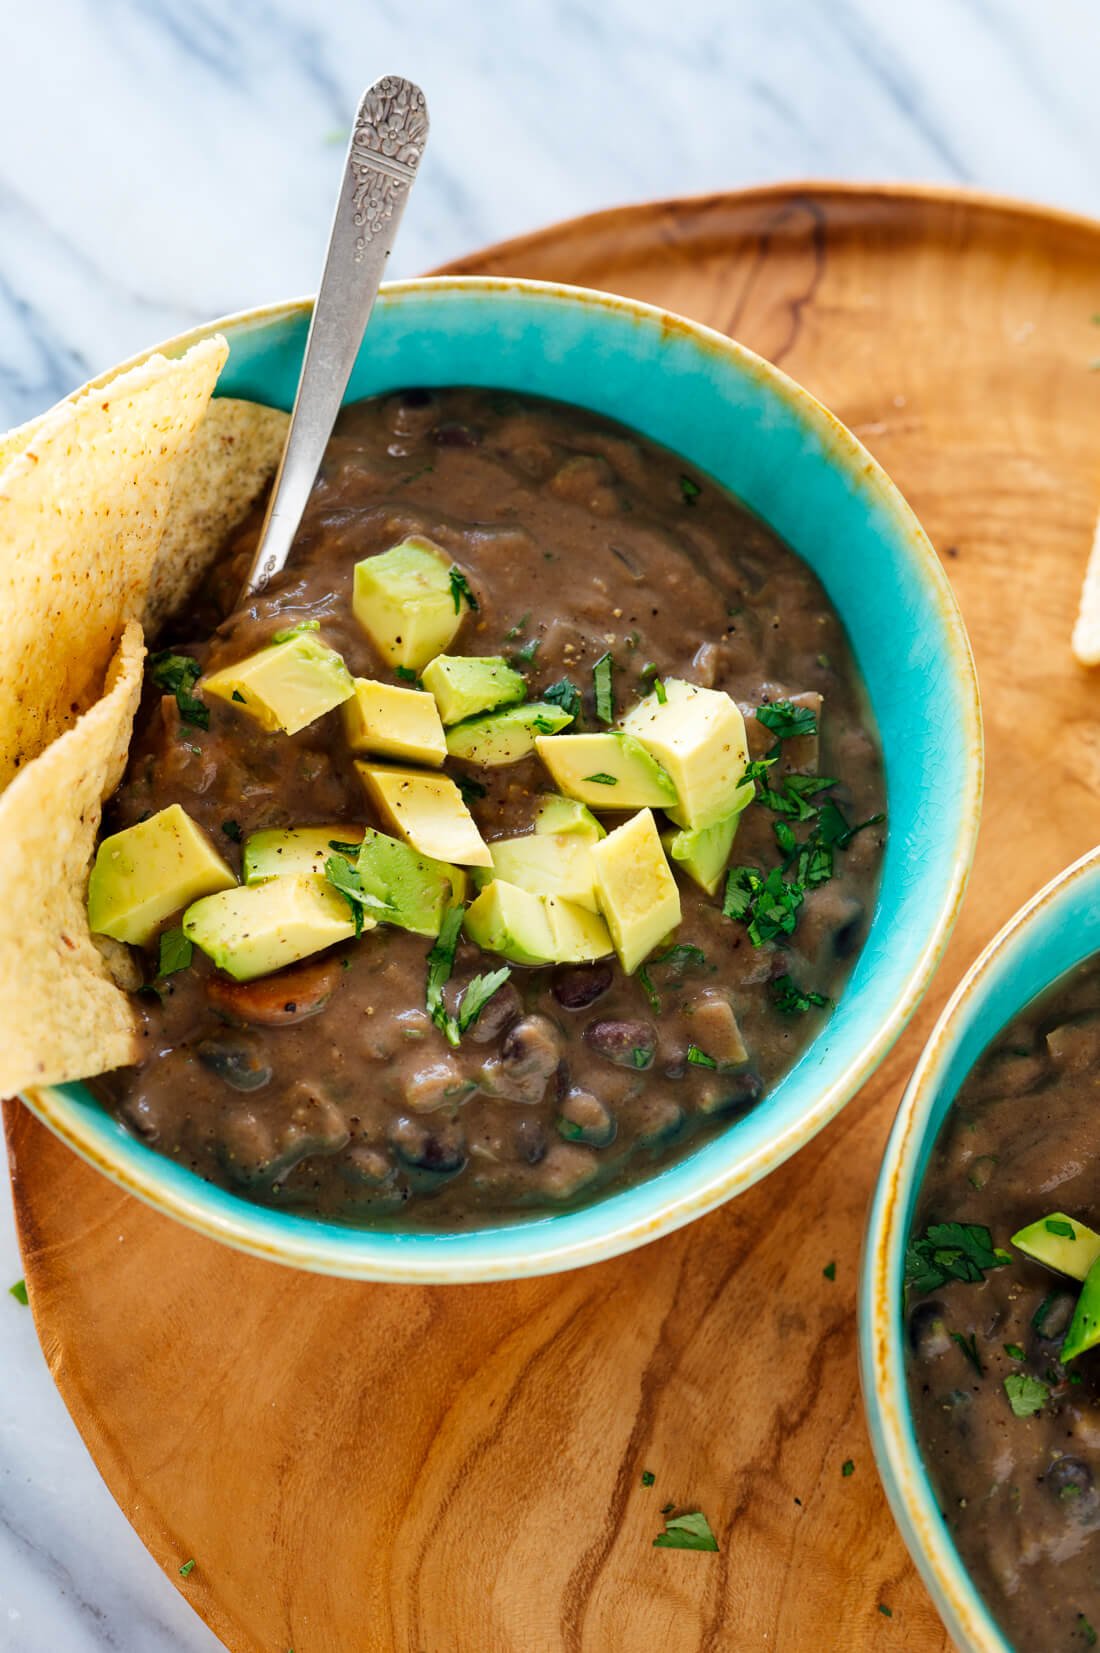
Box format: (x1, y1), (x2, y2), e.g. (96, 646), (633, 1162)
(1073, 513), (1100, 666)
(0, 623), (144, 1094)
(144, 396), (288, 635)
(0, 336), (227, 790)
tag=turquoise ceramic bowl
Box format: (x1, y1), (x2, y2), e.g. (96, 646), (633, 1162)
(22, 278), (981, 1281)
(861, 846), (1100, 1651)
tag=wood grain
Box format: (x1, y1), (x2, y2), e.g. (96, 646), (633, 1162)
(8, 183), (1100, 1653)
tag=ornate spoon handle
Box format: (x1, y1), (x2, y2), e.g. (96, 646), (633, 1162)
(241, 76), (429, 598)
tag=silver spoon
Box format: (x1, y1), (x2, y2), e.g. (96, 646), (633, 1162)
(241, 75), (429, 599)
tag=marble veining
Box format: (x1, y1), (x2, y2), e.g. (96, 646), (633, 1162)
(1, 0), (1098, 1645)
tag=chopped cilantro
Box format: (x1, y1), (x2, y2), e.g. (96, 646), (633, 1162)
(512, 636), (541, 665)
(815, 799), (885, 849)
(543, 678), (582, 722)
(149, 651), (208, 730)
(631, 1046), (651, 1069)
(823, 1261), (836, 1281)
(660, 1501), (675, 1515)
(157, 927), (193, 978)
(679, 475), (701, 506)
(1004, 1372), (1049, 1417)
(637, 944), (708, 1011)
(641, 1470), (655, 1487)
(179, 1559), (196, 1578)
(9, 1279), (28, 1305)
(905, 1221), (1012, 1296)
(448, 566), (478, 614)
(772, 974), (830, 1015)
(272, 618), (320, 642)
(651, 677), (667, 704)
(425, 907), (464, 1046)
(394, 666), (420, 685)
(757, 772), (838, 822)
(532, 714), (559, 734)
(324, 854), (388, 938)
(950, 1330), (984, 1376)
(231, 689), (246, 703)
(723, 865), (804, 945)
(1032, 1292), (1059, 1334)
(456, 775), (487, 806)
(504, 613), (530, 639)
(1003, 1343), (1026, 1360)
(686, 1044), (717, 1069)
(593, 652), (614, 724)
(841, 1459), (855, 1478)
(878, 1604), (893, 1619)
(220, 819), (242, 843)
(1045, 1217), (1076, 1238)
(584, 772), (618, 786)
(756, 699), (817, 741)
(1080, 1614), (1098, 1647)
(558, 1119), (585, 1141)
(458, 967), (512, 1034)
(653, 1509), (718, 1551)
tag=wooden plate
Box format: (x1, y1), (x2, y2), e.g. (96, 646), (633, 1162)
(7, 183), (1100, 1653)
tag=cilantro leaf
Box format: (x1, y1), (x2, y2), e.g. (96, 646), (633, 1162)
(272, 618), (320, 643)
(823, 1261), (836, 1281)
(757, 773), (838, 822)
(584, 772), (617, 786)
(679, 475), (701, 506)
(157, 927), (193, 978)
(149, 651), (208, 730)
(593, 652), (614, 724)
(841, 1459), (855, 1477)
(653, 1509), (718, 1551)
(511, 636), (541, 666)
(1045, 1217), (1076, 1238)
(686, 1044), (717, 1069)
(641, 1470), (655, 1487)
(723, 865), (804, 945)
(426, 907), (464, 1046)
(9, 1279), (28, 1305)
(448, 566), (478, 614)
(905, 1221), (1012, 1296)
(772, 974), (830, 1015)
(394, 666), (420, 685)
(756, 699), (817, 741)
(456, 775), (487, 806)
(543, 678), (582, 722)
(324, 855), (389, 938)
(458, 966), (512, 1034)
(1004, 1343), (1025, 1361)
(637, 944), (708, 1011)
(651, 677), (667, 704)
(221, 819), (242, 843)
(179, 1559), (196, 1579)
(504, 613), (530, 640)
(950, 1330), (984, 1376)
(815, 799), (885, 848)
(1004, 1372), (1049, 1417)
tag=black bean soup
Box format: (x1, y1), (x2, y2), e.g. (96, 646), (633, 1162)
(908, 959), (1100, 1651)
(91, 388), (885, 1228)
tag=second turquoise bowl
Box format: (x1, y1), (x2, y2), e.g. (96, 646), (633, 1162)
(21, 277), (981, 1280)
(861, 846), (1100, 1651)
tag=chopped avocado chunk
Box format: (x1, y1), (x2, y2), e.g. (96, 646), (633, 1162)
(664, 813), (742, 896)
(342, 677), (447, 766)
(464, 880), (555, 965)
(87, 803), (236, 946)
(1062, 1254), (1100, 1362)
(243, 825), (364, 883)
(488, 832), (599, 911)
(183, 873), (359, 981)
(1011, 1213), (1100, 1281)
(591, 809), (681, 973)
(352, 537), (464, 671)
(534, 731), (677, 809)
(544, 896), (613, 962)
(533, 795), (606, 840)
(621, 678), (751, 830)
(355, 828), (467, 936)
(355, 762), (492, 866)
(420, 654), (526, 725)
(203, 633), (354, 736)
(445, 701), (572, 766)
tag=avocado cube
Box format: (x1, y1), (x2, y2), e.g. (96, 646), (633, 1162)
(87, 803), (236, 946)
(1011, 1213), (1100, 1281)
(544, 897), (613, 962)
(203, 633), (354, 736)
(353, 537), (465, 671)
(464, 880), (555, 965)
(488, 833), (599, 911)
(243, 825), (364, 883)
(356, 762), (492, 867)
(420, 654), (526, 725)
(621, 678), (751, 830)
(342, 678), (447, 766)
(534, 731), (677, 810)
(184, 873), (360, 981)
(445, 702), (573, 766)
(533, 795), (606, 840)
(591, 809), (681, 973)
(1062, 1254), (1100, 1362)
(664, 812), (742, 897)
(356, 828), (467, 937)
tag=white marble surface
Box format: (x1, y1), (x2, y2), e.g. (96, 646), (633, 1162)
(1, 1), (1099, 1646)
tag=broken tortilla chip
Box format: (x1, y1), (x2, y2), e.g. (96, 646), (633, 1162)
(1073, 512), (1100, 666)
(144, 396), (288, 635)
(0, 622), (144, 1094)
(0, 336), (227, 790)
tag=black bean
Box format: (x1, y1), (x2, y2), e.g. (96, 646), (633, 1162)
(833, 914), (864, 961)
(557, 1089), (616, 1148)
(697, 1069), (764, 1117)
(390, 1115), (467, 1175)
(338, 1144), (395, 1188)
(551, 961), (614, 1010)
(197, 1037), (272, 1092)
(908, 1301), (953, 1361)
(400, 387), (434, 408)
(584, 1018), (657, 1070)
(1045, 1455), (1093, 1499)
(514, 1117), (548, 1166)
(485, 1015), (564, 1104)
(433, 421), (480, 448)
(464, 980), (522, 1044)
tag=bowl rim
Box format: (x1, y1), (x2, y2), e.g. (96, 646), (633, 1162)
(19, 274), (982, 1281)
(860, 844), (1100, 1653)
